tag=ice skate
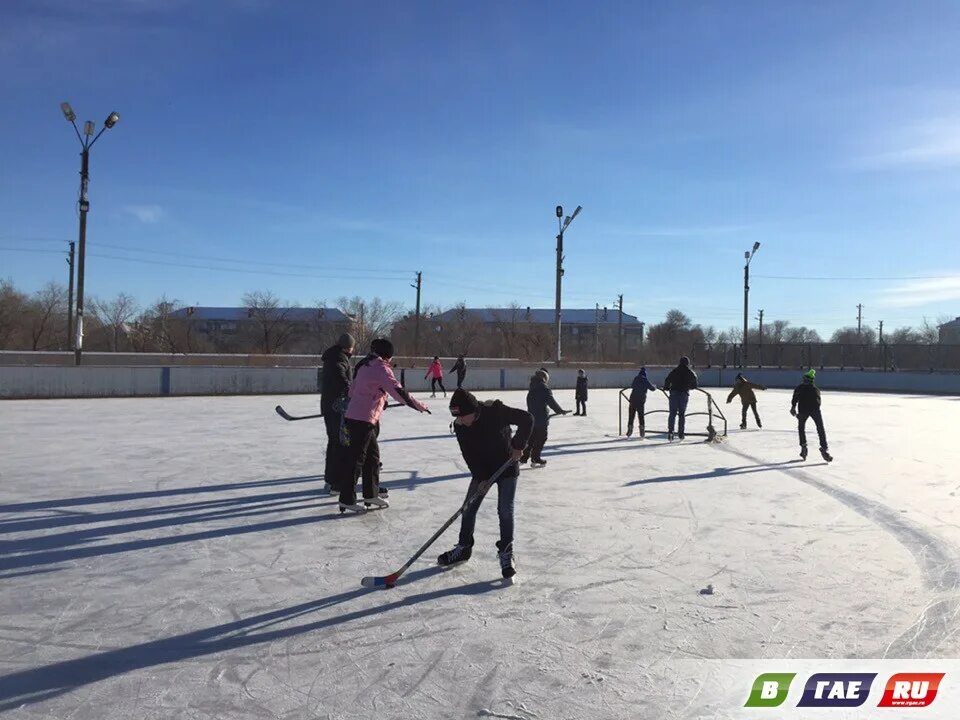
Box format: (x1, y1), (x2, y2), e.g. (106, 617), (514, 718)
(740, 422), (747, 430)
(800, 445), (808, 460)
(437, 543), (472, 567)
(531, 458), (547, 468)
(378, 486), (389, 497)
(338, 502), (367, 514)
(496, 540), (516, 579)
(820, 447), (833, 463)
(363, 496), (389, 509)
(625, 426), (633, 437)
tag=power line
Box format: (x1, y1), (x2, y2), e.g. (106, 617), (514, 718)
(755, 274), (957, 281)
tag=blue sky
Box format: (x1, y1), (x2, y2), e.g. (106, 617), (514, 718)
(2, 0), (960, 336)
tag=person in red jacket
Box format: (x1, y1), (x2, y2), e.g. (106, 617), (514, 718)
(425, 356), (446, 398)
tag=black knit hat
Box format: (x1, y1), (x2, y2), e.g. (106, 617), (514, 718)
(370, 338), (394, 359)
(449, 388), (480, 416)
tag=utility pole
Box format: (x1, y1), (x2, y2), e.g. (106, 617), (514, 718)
(412, 271), (422, 356)
(554, 204), (582, 366)
(66, 241), (75, 350)
(617, 293), (624, 362)
(359, 303), (366, 346)
(878, 320), (884, 344)
(857, 304), (863, 337)
(594, 303), (600, 361)
(757, 308), (764, 368)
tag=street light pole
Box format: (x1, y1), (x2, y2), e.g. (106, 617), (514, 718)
(554, 204), (581, 366)
(742, 242), (760, 368)
(60, 102), (119, 365)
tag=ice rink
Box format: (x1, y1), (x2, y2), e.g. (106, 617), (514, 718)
(1, 387), (959, 719)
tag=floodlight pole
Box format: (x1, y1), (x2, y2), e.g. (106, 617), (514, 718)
(60, 103), (119, 365)
(554, 204), (581, 366)
(742, 242), (760, 367)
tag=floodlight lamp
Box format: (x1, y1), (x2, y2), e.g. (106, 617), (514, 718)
(104, 111), (120, 129)
(752, 241), (761, 252)
(83, 121), (95, 136)
(570, 205), (582, 221)
(556, 206), (563, 218)
(60, 102), (76, 122)
(744, 251), (751, 260)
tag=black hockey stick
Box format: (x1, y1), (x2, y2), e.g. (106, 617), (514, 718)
(360, 458), (514, 589)
(275, 402), (403, 422)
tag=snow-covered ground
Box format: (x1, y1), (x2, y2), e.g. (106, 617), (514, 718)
(1, 388), (959, 719)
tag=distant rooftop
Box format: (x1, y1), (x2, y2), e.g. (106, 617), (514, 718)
(170, 306), (350, 322)
(434, 307), (642, 326)
(941, 317), (960, 329)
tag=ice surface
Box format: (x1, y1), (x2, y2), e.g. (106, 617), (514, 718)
(1, 389), (959, 719)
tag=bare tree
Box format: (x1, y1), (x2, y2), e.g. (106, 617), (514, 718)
(0, 279), (28, 349)
(25, 282), (67, 350)
(831, 326), (876, 345)
(91, 293), (139, 351)
(337, 296), (404, 352)
(242, 291), (299, 354)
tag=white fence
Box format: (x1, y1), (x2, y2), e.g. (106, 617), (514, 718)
(2, 364), (959, 399)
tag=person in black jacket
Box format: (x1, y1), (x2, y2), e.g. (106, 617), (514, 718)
(449, 355), (467, 389)
(626, 367), (657, 437)
(320, 333), (354, 492)
(791, 369), (832, 462)
(574, 369), (588, 416)
(520, 369), (567, 465)
(438, 389), (534, 578)
(663, 356), (698, 440)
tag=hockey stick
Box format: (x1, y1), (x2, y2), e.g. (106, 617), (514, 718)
(275, 402), (403, 422)
(360, 458), (515, 589)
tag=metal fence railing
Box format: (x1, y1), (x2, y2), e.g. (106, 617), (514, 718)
(692, 342), (960, 372)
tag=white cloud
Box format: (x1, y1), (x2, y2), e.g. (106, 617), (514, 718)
(856, 117), (960, 169)
(880, 274), (960, 308)
(123, 205), (165, 224)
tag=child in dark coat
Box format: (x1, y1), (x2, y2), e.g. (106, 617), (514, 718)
(574, 369), (588, 416)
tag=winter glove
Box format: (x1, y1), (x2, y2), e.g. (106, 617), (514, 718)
(790, 408), (797, 417)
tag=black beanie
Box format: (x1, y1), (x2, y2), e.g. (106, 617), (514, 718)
(370, 338), (394, 359)
(449, 388), (480, 416)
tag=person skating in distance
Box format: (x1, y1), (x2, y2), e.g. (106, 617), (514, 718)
(791, 369), (832, 462)
(626, 367), (657, 438)
(320, 333), (354, 494)
(450, 355), (467, 389)
(425, 356), (446, 398)
(727, 372), (767, 429)
(438, 389), (534, 579)
(574, 368), (589, 416)
(336, 338), (430, 513)
(521, 369), (568, 466)
(663, 356), (698, 440)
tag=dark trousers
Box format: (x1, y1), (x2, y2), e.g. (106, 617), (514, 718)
(798, 409), (828, 450)
(741, 402), (761, 427)
(627, 396), (646, 432)
(431, 378), (446, 394)
(575, 399), (586, 414)
(458, 471), (518, 548)
(323, 410), (342, 487)
(521, 425), (548, 463)
(336, 419), (380, 504)
(668, 392), (690, 436)
(456, 372), (465, 389)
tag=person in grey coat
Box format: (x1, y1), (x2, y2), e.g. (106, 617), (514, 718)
(520, 369), (568, 466)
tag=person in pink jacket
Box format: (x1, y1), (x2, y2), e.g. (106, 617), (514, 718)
(336, 338), (430, 513)
(425, 356), (446, 398)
